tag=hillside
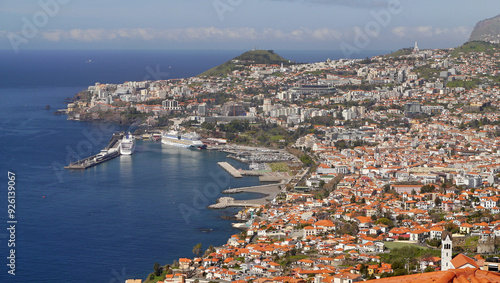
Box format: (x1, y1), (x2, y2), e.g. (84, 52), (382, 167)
(383, 47), (414, 58)
(469, 14), (500, 43)
(450, 41), (500, 57)
(198, 50), (290, 77)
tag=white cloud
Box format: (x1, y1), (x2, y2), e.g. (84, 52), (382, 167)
(391, 26), (407, 38)
(311, 27), (343, 40)
(40, 27), (344, 43)
(392, 25), (472, 38)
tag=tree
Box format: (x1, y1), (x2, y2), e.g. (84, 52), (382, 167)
(434, 197), (442, 207)
(192, 243), (202, 257)
(351, 195), (356, 203)
(319, 180), (325, 189)
(360, 263), (368, 275)
(376, 218), (394, 228)
(300, 154), (314, 167)
(153, 262), (162, 276)
(421, 184), (436, 194)
(204, 244), (216, 257)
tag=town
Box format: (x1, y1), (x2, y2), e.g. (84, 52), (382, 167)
(67, 41), (500, 283)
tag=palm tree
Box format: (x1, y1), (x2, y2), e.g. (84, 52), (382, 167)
(192, 243), (202, 257)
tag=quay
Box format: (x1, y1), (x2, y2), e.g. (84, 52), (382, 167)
(222, 183), (284, 194)
(208, 182), (284, 209)
(217, 162), (242, 178)
(64, 133), (123, 170)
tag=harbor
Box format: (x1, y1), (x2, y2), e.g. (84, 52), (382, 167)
(64, 132), (124, 170)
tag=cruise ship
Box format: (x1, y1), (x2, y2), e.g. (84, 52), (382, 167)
(120, 133), (136, 155)
(161, 130), (207, 149)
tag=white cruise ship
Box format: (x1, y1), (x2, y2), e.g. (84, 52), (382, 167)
(161, 130), (206, 149)
(120, 133), (136, 155)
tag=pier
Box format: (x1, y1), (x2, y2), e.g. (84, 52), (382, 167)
(208, 182), (284, 209)
(65, 133), (123, 170)
(217, 162), (242, 178)
(222, 183), (283, 194)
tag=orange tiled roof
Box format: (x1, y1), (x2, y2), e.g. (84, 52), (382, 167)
(365, 268), (500, 283)
(451, 254), (479, 269)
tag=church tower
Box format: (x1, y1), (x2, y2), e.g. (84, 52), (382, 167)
(441, 232), (453, 271)
(414, 41), (420, 53)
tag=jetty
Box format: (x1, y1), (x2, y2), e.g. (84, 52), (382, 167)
(208, 182), (284, 209)
(217, 162), (242, 178)
(64, 133), (123, 170)
(222, 183), (283, 194)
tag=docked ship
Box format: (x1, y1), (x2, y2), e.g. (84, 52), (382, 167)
(120, 133), (136, 155)
(161, 130), (207, 149)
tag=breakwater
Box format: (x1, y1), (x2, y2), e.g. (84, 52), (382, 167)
(64, 132), (123, 170)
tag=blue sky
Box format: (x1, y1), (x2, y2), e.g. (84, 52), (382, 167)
(0, 0), (498, 51)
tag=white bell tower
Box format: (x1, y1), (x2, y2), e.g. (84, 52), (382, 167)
(441, 232), (453, 271)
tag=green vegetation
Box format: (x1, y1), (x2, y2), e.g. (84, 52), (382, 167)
(384, 48), (414, 58)
(375, 218), (394, 228)
(314, 174), (344, 200)
(308, 116), (337, 127)
(420, 184), (437, 194)
(234, 50), (289, 64)
(383, 241), (433, 250)
(269, 162), (290, 173)
(465, 236), (479, 246)
(300, 154), (314, 167)
(446, 79), (480, 89)
(198, 50), (290, 77)
(450, 41), (500, 57)
(426, 238), (441, 247)
(379, 246), (440, 276)
(192, 243), (202, 257)
(144, 263), (173, 283)
(279, 254), (308, 267)
(202, 120), (318, 148)
(413, 66), (441, 80)
(334, 139), (378, 150)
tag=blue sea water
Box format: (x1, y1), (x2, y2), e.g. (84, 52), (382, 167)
(0, 49), (385, 282)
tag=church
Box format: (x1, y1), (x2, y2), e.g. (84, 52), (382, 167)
(441, 232), (480, 271)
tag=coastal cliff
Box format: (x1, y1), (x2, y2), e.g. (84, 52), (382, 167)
(469, 13), (500, 43)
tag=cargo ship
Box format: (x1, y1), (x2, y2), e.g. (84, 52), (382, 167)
(161, 130), (207, 149)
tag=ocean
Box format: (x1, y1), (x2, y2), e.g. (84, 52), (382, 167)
(0, 49), (386, 282)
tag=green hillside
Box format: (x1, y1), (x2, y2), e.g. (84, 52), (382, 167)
(198, 50), (290, 77)
(450, 41), (500, 57)
(383, 48), (414, 58)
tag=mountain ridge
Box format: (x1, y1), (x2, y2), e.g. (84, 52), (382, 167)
(469, 14), (500, 43)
